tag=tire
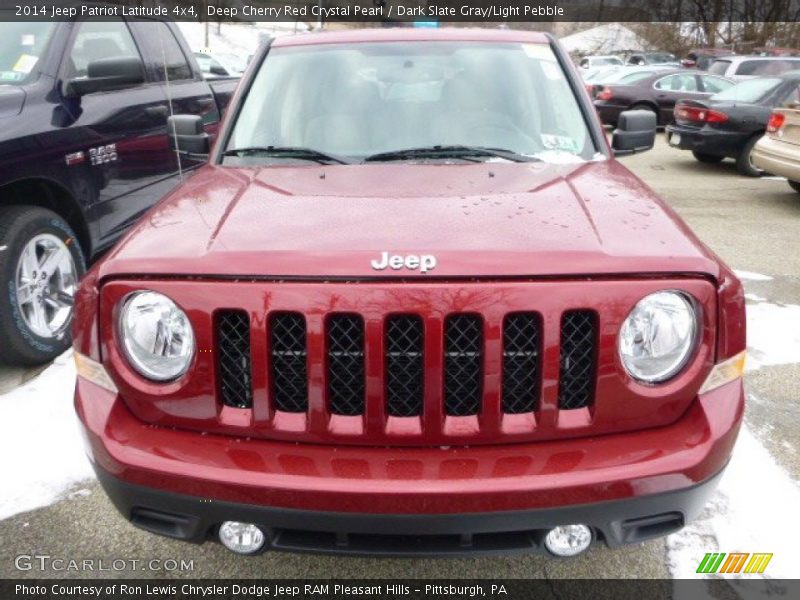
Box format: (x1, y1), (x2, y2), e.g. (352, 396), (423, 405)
(736, 135), (765, 177)
(789, 181), (800, 194)
(0, 206), (85, 366)
(630, 103), (660, 126)
(692, 151), (724, 164)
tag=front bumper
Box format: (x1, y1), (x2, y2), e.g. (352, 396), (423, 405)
(665, 124), (749, 158)
(76, 378), (744, 556)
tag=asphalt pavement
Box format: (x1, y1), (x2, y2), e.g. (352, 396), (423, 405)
(0, 136), (798, 581)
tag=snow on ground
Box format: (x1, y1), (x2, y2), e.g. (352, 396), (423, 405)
(667, 427), (800, 580)
(0, 352), (94, 520)
(744, 298), (800, 371)
(734, 270), (774, 282)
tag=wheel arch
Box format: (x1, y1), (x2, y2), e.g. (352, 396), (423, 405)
(0, 178), (92, 259)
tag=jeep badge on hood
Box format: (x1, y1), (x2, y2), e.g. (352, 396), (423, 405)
(371, 252), (437, 274)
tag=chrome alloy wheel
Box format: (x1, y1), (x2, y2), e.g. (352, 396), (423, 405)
(15, 234), (78, 339)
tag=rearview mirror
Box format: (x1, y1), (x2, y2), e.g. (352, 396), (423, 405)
(612, 110), (657, 156)
(168, 115), (210, 156)
(65, 57), (144, 97)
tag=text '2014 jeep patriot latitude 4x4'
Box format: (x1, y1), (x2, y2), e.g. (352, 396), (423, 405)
(73, 29), (746, 558)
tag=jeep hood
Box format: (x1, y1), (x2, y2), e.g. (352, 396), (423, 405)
(99, 160), (722, 281)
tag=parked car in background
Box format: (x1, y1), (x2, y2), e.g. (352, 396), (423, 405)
(587, 65), (674, 94)
(0, 19), (238, 366)
(665, 72), (800, 175)
(626, 52), (679, 67)
(753, 47), (800, 57)
(581, 65), (624, 95)
(193, 51), (243, 79)
(578, 55), (623, 69)
(593, 69), (734, 126)
(708, 55), (800, 80)
(683, 48), (734, 70)
(752, 107), (800, 193)
(73, 27), (746, 560)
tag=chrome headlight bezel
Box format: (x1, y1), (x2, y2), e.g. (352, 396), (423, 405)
(618, 290), (700, 384)
(117, 290), (196, 382)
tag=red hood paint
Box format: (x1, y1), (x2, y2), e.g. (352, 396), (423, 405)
(98, 160), (721, 281)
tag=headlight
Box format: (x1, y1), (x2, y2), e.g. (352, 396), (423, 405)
(118, 291), (195, 381)
(618, 291), (698, 383)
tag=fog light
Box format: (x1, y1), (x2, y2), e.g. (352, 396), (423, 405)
(544, 524), (592, 557)
(218, 521), (265, 554)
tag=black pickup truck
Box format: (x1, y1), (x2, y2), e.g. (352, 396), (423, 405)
(0, 19), (238, 365)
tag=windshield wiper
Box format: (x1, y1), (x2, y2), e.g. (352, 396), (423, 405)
(363, 145), (539, 163)
(222, 146), (352, 165)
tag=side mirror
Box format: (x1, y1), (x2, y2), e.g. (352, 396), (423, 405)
(209, 64), (228, 77)
(612, 110), (657, 156)
(168, 115), (210, 156)
(65, 57), (144, 97)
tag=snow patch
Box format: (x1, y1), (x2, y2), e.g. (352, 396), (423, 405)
(744, 298), (800, 371)
(667, 427), (800, 581)
(0, 352), (94, 520)
(734, 270), (773, 282)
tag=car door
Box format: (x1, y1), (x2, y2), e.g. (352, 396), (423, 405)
(58, 19), (174, 249)
(653, 73), (707, 123)
(132, 21), (221, 175)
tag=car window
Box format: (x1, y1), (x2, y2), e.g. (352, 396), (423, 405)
(66, 20), (141, 79)
(711, 78), (783, 103)
(0, 22), (56, 85)
(137, 22), (192, 81)
(708, 60), (731, 75)
(194, 53), (225, 75)
(736, 59), (800, 76)
(615, 70), (658, 84)
(700, 75), (733, 93)
(654, 74), (698, 91)
(228, 41), (597, 162)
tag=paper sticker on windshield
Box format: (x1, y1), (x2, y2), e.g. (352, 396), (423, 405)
(21, 34), (35, 47)
(522, 44), (551, 60)
(541, 134), (580, 153)
(12, 54), (38, 74)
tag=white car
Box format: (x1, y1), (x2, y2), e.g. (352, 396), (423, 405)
(708, 55), (800, 81)
(578, 55), (624, 70)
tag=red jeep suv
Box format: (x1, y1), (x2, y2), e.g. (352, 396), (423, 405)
(73, 29), (746, 557)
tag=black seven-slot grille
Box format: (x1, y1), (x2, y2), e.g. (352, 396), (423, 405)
(215, 310), (598, 416)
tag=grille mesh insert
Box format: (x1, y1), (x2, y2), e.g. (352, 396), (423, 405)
(216, 310), (252, 409)
(502, 313), (541, 414)
(385, 316), (424, 417)
(270, 313), (308, 413)
(444, 314), (483, 416)
(327, 315), (366, 416)
(558, 310), (598, 410)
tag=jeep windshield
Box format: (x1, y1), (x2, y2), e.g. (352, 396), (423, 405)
(224, 41), (597, 165)
(0, 22), (55, 85)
